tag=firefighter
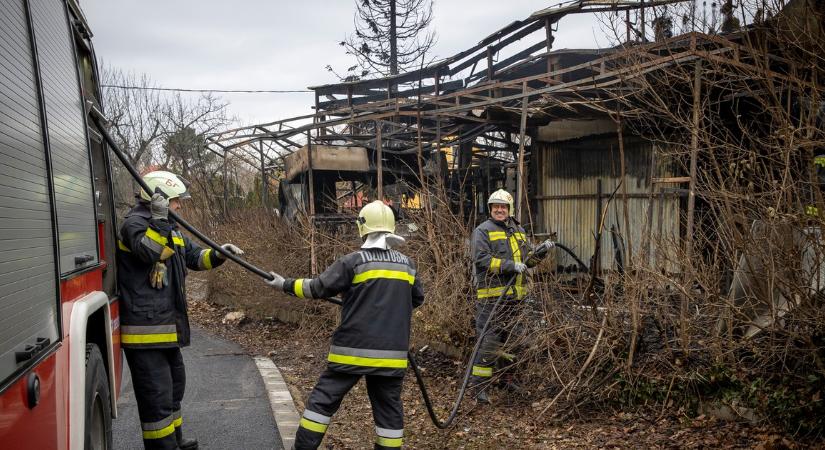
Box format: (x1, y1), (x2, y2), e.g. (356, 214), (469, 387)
(117, 170), (244, 450)
(468, 189), (552, 403)
(265, 200), (424, 449)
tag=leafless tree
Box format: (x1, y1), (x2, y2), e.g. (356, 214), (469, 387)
(339, 0), (437, 79)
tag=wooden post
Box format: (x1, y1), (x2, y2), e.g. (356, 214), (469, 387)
(616, 117), (632, 265)
(618, 115), (638, 369)
(222, 149), (228, 218)
(645, 145), (657, 268)
(596, 179), (603, 275)
(545, 18), (554, 76)
(516, 81), (529, 222)
(683, 59), (703, 348)
(307, 131), (317, 275)
(376, 121), (383, 200)
(259, 140), (268, 209)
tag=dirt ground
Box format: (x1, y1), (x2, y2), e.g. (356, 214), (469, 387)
(186, 294), (803, 450)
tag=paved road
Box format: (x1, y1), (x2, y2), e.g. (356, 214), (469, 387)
(113, 327), (282, 450)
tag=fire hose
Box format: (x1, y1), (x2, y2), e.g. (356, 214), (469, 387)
(89, 105), (588, 428)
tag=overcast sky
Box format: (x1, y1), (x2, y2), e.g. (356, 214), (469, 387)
(81, 1), (608, 127)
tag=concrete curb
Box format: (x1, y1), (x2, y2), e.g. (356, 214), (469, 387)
(254, 357), (299, 449)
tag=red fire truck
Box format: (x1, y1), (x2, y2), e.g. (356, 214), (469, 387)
(1, 0), (121, 449)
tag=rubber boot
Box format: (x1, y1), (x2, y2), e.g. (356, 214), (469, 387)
(175, 428), (198, 450)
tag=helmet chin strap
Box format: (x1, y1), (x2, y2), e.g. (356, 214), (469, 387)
(361, 232), (406, 250)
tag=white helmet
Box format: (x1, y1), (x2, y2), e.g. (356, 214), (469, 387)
(357, 201), (396, 237)
(487, 189), (514, 216)
(139, 170), (191, 201)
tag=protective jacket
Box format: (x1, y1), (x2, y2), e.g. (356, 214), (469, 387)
(117, 203), (224, 348)
(471, 218), (532, 301)
(283, 248), (425, 377)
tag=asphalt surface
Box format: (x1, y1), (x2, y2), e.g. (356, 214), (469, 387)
(113, 327), (283, 449)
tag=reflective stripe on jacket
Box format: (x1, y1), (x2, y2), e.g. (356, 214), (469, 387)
(471, 218), (531, 301)
(283, 248), (425, 377)
(116, 203), (225, 349)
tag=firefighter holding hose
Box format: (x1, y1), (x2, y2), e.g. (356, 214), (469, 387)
(265, 200), (424, 449)
(117, 171), (245, 450)
(469, 189), (554, 403)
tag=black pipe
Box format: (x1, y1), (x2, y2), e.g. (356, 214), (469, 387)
(88, 105), (276, 282)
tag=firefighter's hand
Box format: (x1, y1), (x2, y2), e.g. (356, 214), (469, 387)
(216, 243), (244, 259)
(514, 262), (527, 273)
(265, 272), (285, 290)
(150, 192), (169, 221)
(534, 239), (555, 258)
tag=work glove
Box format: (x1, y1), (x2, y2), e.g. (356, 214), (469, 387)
(534, 239), (555, 258)
(150, 192), (169, 221)
(149, 261), (168, 289)
(216, 243), (244, 260)
(514, 262), (527, 273)
(265, 271), (285, 290)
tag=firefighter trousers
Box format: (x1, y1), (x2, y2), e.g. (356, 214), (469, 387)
(295, 369), (404, 450)
(124, 347), (187, 450)
(470, 300), (519, 387)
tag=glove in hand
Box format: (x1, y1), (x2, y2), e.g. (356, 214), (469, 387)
(216, 243), (244, 259)
(150, 192), (169, 221)
(265, 271), (285, 290)
(514, 262), (527, 273)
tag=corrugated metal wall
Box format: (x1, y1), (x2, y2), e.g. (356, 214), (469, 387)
(31, 0), (98, 274)
(0, 0), (59, 383)
(534, 135), (682, 273)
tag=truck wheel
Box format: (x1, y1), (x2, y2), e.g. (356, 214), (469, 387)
(85, 344), (112, 450)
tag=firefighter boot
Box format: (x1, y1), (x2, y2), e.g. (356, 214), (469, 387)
(498, 372), (523, 393)
(175, 428), (198, 450)
(475, 388), (491, 404)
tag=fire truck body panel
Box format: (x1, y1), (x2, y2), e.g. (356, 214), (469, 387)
(1, 0), (122, 448)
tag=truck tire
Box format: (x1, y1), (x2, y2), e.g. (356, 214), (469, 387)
(85, 344), (112, 450)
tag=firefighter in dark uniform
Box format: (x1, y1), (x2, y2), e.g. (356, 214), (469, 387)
(469, 189), (552, 403)
(117, 171), (244, 450)
(265, 200), (424, 449)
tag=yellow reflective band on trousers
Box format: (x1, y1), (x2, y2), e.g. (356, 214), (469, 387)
(352, 270), (415, 285)
(122, 333), (178, 345)
(142, 415), (176, 440)
(477, 285), (525, 299)
(489, 257), (501, 273)
(172, 410), (182, 428)
(472, 365), (493, 377)
(816, 156), (825, 167)
(807, 205), (819, 216)
(327, 353), (408, 369)
(121, 325), (179, 345)
(488, 230), (506, 241)
(376, 436), (403, 447)
(300, 418), (328, 434)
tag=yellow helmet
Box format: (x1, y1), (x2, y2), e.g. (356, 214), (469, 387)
(357, 201), (396, 237)
(139, 170), (191, 201)
(487, 189), (514, 216)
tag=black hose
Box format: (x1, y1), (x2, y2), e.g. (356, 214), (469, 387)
(555, 242), (589, 272)
(88, 105), (276, 281)
(407, 273), (518, 428)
